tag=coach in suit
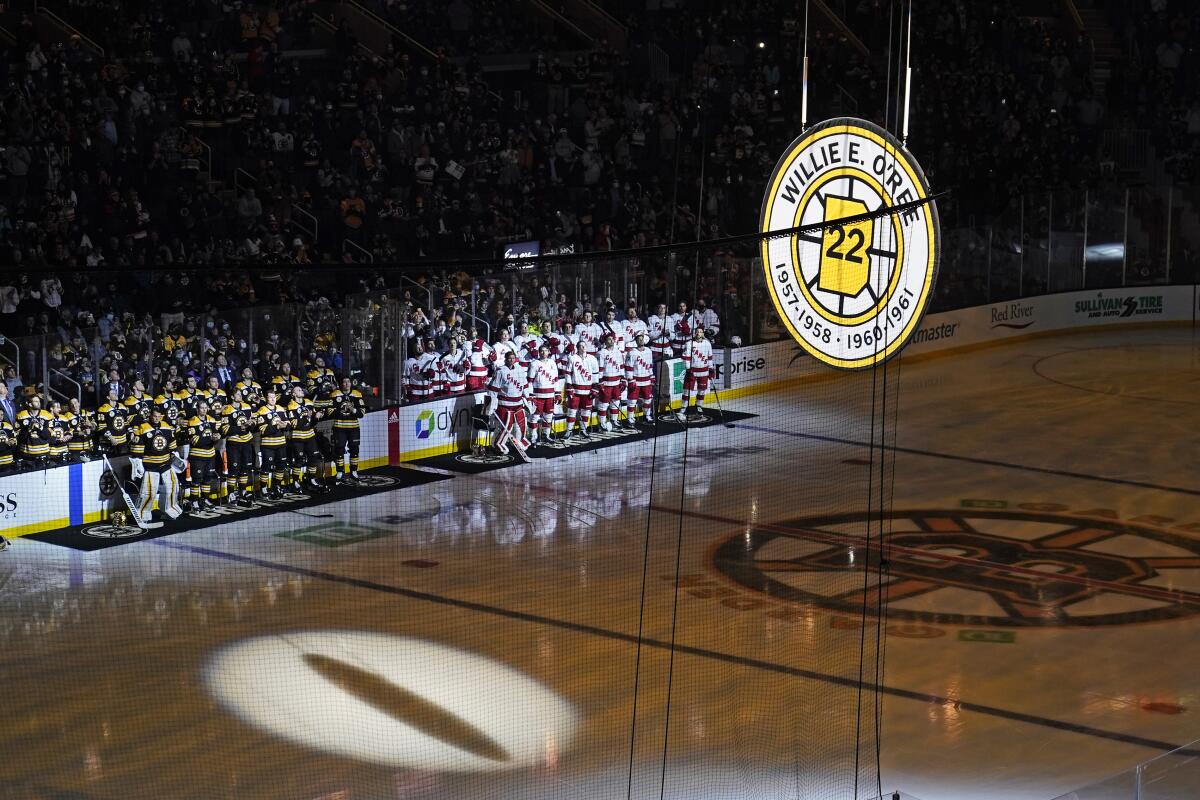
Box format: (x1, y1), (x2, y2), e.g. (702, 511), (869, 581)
(0, 382), (15, 426)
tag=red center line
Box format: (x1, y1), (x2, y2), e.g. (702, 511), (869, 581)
(652, 506), (1200, 608)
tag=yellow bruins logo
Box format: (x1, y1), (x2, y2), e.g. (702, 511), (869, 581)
(112, 416), (126, 430)
(152, 435), (168, 451)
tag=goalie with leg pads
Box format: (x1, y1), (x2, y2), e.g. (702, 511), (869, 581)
(130, 407), (184, 523)
(487, 350), (532, 458)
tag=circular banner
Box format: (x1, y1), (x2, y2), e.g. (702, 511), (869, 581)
(759, 117), (939, 369)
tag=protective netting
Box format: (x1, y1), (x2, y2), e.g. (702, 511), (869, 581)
(0, 217), (914, 798)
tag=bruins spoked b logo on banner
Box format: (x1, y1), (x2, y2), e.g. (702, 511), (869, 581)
(760, 117), (939, 369)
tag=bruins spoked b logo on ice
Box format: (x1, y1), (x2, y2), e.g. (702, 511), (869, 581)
(760, 117), (939, 369)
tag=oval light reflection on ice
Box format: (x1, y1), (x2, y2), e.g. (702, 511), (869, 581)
(204, 631), (578, 771)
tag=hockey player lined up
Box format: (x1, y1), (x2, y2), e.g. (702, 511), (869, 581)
(680, 326), (715, 419)
(625, 332), (656, 424)
(256, 389), (292, 499)
(647, 304), (671, 359)
(287, 385), (326, 492)
(330, 377), (366, 481)
(130, 407), (183, 523)
(596, 333), (628, 431)
(514, 322), (539, 369)
(576, 311), (603, 355)
(184, 399), (222, 511)
(407, 339), (440, 400)
(487, 350), (532, 454)
(624, 306), (649, 346)
(600, 309), (628, 354)
(223, 386), (258, 506)
(122, 379), (153, 426)
(0, 416), (15, 472)
(466, 338), (491, 391)
(527, 343), (560, 444)
(16, 396), (53, 461)
(668, 302), (692, 357)
(440, 337), (470, 395)
(98, 388), (132, 453)
(492, 328), (518, 365)
(235, 368), (265, 406)
(565, 340), (599, 437)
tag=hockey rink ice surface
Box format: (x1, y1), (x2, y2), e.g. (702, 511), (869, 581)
(2, 326), (1199, 800)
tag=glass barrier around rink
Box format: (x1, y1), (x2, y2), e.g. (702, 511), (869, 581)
(1051, 737), (1200, 800)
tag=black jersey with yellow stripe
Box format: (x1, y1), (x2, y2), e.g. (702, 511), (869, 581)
(132, 422), (178, 469)
(329, 388), (366, 429)
(223, 402), (257, 444)
(122, 392), (153, 425)
(255, 403), (291, 447)
(98, 401), (132, 445)
(17, 408), (54, 456)
(186, 415), (222, 459)
(286, 398), (319, 439)
(0, 420), (16, 465)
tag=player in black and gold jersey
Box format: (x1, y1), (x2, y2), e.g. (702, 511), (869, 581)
(271, 362), (303, 395)
(222, 386), (258, 507)
(154, 380), (186, 431)
(174, 375), (205, 419)
(184, 399), (223, 511)
(130, 407), (183, 523)
(0, 417), (16, 472)
(287, 385), (326, 492)
(328, 376), (366, 481)
(17, 396), (54, 463)
(203, 374), (228, 411)
(307, 358), (336, 391)
(235, 368), (264, 407)
(255, 389), (292, 499)
(122, 378), (153, 427)
(66, 398), (95, 461)
(97, 388), (132, 453)
(45, 400), (72, 462)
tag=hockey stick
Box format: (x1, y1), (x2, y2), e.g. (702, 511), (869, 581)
(103, 454), (150, 530)
(490, 410), (531, 462)
(709, 383), (735, 428)
(289, 509), (335, 519)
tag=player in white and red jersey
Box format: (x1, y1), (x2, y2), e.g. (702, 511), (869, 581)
(596, 332), (626, 431)
(576, 311), (603, 356)
(647, 303), (671, 359)
(467, 338), (492, 391)
(406, 342), (435, 400)
(440, 338), (470, 395)
(624, 331), (656, 425)
(558, 319), (579, 353)
(668, 301), (692, 357)
(492, 328), (518, 365)
(416, 340), (444, 396)
(487, 350), (531, 454)
(526, 343), (560, 444)
(623, 305), (648, 346)
(565, 341), (599, 438)
(403, 352), (422, 402)
(514, 322), (540, 369)
(681, 326), (715, 419)
(600, 308), (628, 354)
